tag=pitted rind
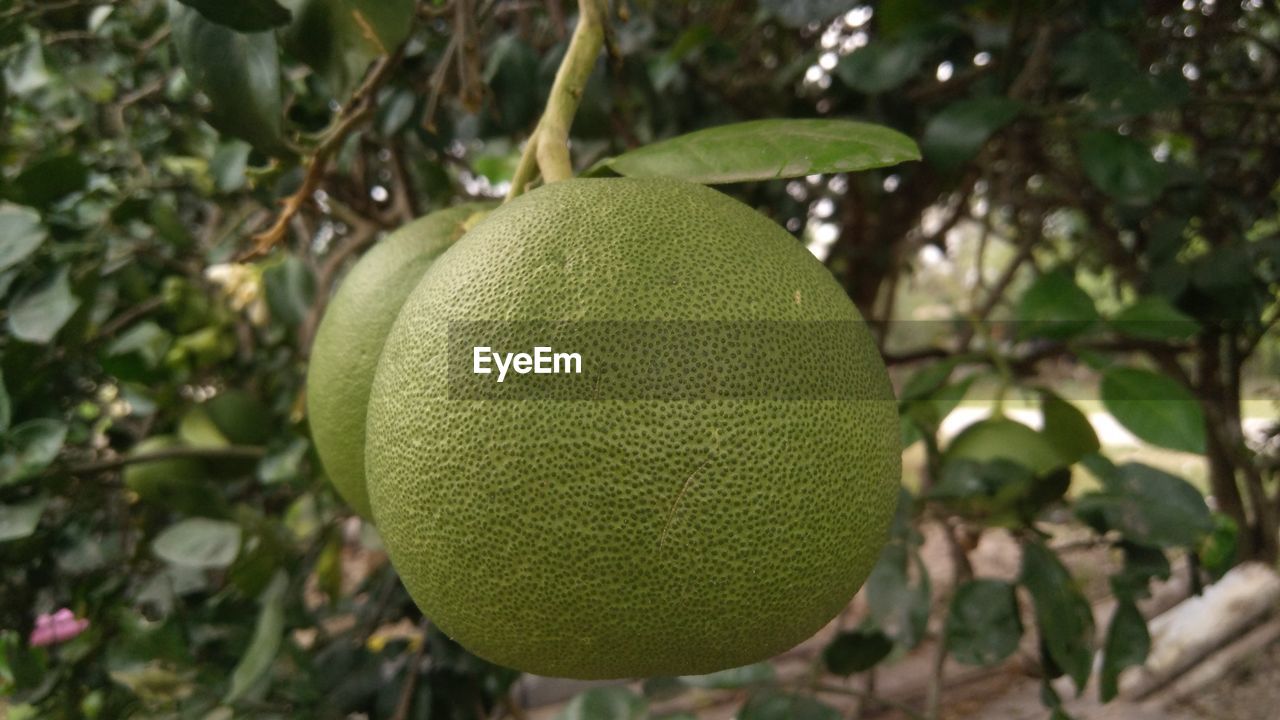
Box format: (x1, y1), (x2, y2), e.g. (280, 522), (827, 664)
(366, 178), (901, 678)
(307, 202), (493, 518)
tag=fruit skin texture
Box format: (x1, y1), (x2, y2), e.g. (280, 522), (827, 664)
(945, 417), (1065, 475)
(366, 177), (901, 679)
(308, 203), (493, 518)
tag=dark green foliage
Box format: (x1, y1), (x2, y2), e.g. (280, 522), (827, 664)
(2, 0), (1277, 717)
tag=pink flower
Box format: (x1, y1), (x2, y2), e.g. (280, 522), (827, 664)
(28, 608), (89, 647)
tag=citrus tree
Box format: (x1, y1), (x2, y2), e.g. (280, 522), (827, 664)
(1, 1), (1277, 719)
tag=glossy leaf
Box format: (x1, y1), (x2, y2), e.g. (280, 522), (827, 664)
(1075, 463), (1212, 548)
(1100, 367), (1205, 453)
(1079, 131), (1166, 206)
(605, 119), (920, 184)
(153, 518), (242, 569)
(1017, 269), (1099, 340)
(946, 579), (1022, 666)
(168, 1), (286, 154)
(1040, 392), (1100, 466)
(922, 97), (1022, 172)
(225, 571), (288, 702)
(1021, 540), (1094, 692)
(738, 690), (841, 720)
(1099, 598), (1149, 701)
(1109, 296), (1198, 341)
(175, 0), (292, 32)
(0, 419), (68, 485)
(556, 686), (647, 720)
(823, 628), (893, 675)
(0, 206), (46, 273)
(7, 266), (79, 344)
(0, 496), (48, 542)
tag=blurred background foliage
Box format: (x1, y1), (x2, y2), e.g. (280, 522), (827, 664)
(0, 0), (1278, 718)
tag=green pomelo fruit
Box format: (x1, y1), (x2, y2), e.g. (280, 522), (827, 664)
(123, 435), (226, 517)
(366, 177), (901, 679)
(945, 417), (1065, 475)
(308, 203), (494, 517)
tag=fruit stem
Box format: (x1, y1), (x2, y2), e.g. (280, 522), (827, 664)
(505, 0), (607, 201)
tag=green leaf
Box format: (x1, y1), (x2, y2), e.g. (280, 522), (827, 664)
(1110, 541), (1171, 601)
(1197, 514), (1237, 580)
(225, 571), (288, 703)
(823, 628), (893, 675)
(0, 419), (67, 485)
(1078, 131), (1166, 206)
(1109, 296), (1198, 341)
(945, 579), (1022, 666)
(0, 206), (46, 273)
(7, 266), (79, 344)
(605, 119), (920, 184)
(834, 41), (925, 95)
(0, 496), (48, 542)
(1099, 598), (1149, 702)
(262, 255), (315, 327)
(898, 357), (958, 403)
(679, 662), (774, 688)
(153, 518), (242, 569)
(8, 155), (89, 209)
(921, 97), (1022, 172)
(738, 690), (840, 720)
(1016, 269), (1099, 341)
(175, 0), (292, 32)
(168, 1), (286, 154)
(1100, 367), (1205, 453)
(209, 140), (252, 193)
(257, 437), (309, 485)
(555, 686), (647, 720)
(1075, 463), (1212, 548)
(1021, 540), (1094, 692)
(280, 0), (415, 98)
(866, 542), (930, 648)
(1039, 392), (1100, 466)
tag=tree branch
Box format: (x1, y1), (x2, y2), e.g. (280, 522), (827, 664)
(391, 618), (431, 720)
(505, 0), (607, 200)
(57, 446), (267, 477)
(241, 49), (405, 261)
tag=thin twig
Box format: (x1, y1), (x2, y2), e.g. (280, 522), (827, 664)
(814, 684), (928, 720)
(391, 618), (432, 720)
(505, 0), (608, 200)
(95, 296), (165, 340)
(241, 49), (405, 261)
(56, 446), (267, 477)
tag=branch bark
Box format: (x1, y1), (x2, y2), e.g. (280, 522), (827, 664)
(241, 49), (405, 260)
